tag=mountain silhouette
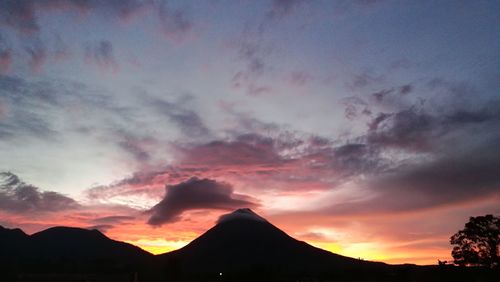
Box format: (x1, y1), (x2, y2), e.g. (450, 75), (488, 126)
(159, 208), (386, 277)
(31, 226), (152, 261)
(0, 225), (151, 263)
(1, 211), (499, 281)
(0, 225), (30, 259)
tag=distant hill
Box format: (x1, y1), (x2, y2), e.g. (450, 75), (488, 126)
(0, 225), (30, 258)
(0, 225), (151, 263)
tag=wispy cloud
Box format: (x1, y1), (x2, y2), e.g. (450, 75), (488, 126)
(84, 40), (118, 73)
(0, 172), (79, 213)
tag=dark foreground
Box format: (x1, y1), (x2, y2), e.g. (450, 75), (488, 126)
(2, 263), (499, 282)
(1, 209), (498, 281)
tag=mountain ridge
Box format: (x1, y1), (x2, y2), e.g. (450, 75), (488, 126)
(159, 208), (386, 277)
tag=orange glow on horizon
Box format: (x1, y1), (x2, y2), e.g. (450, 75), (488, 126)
(127, 238), (190, 255)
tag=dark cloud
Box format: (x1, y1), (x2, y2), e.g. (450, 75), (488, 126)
(0, 172), (79, 213)
(323, 98), (500, 215)
(84, 40), (118, 72)
(147, 96), (211, 139)
(92, 215), (135, 225)
(367, 108), (435, 151)
(25, 41), (47, 73)
(326, 136), (500, 215)
(0, 35), (12, 74)
(0, 0), (195, 71)
(268, 0), (305, 19)
(115, 130), (156, 163)
(230, 30), (273, 96)
(399, 84), (413, 95)
(366, 101), (500, 152)
(0, 0), (39, 34)
(86, 224), (114, 233)
(332, 143), (383, 174)
(371, 88), (394, 103)
(158, 2), (193, 42)
(147, 177), (257, 226)
(341, 96), (371, 119)
(348, 71), (384, 90)
(295, 231), (328, 241)
(0, 0), (152, 34)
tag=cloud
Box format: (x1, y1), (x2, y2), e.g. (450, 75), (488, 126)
(0, 1), (152, 34)
(89, 215), (136, 231)
(0, 172), (79, 213)
(0, 34), (12, 74)
(268, 0), (305, 19)
(147, 177), (258, 226)
(84, 40), (118, 72)
(371, 89), (394, 103)
(86, 224), (114, 233)
(341, 96), (371, 119)
(146, 96), (211, 139)
(322, 99), (500, 216)
(176, 133), (286, 168)
(348, 71), (384, 90)
(399, 84), (413, 95)
(0, 50), (12, 74)
(92, 215), (135, 225)
(366, 100), (500, 152)
(157, 2), (193, 43)
(0, 75), (61, 140)
(0, 0), (39, 34)
(0, 76), (58, 139)
(85, 128), (387, 203)
(84, 97), (500, 216)
(114, 130), (157, 163)
(289, 70), (312, 86)
(367, 108), (435, 151)
(53, 33), (71, 61)
(230, 30), (273, 96)
(25, 41), (47, 73)
(325, 137), (500, 216)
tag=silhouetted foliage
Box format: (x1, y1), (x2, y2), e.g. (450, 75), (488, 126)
(450, 215), (499, 268)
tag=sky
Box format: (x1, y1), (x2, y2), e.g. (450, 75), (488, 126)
(0, 0), (499, 265)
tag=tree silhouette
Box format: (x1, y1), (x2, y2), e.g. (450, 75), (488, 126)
(450, 215), (499, 268)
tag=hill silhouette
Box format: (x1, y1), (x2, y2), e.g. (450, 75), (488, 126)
(0, 225), (151, 262)
(1, 209), (498, 281)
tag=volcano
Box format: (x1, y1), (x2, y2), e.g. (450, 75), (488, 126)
(159, 208), (386, 277)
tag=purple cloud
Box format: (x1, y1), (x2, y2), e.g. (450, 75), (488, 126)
(0, 172), (79, 213)
(147, 177), (258, 226)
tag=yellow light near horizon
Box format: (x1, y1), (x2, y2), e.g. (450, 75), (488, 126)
(307, 241), (343, 254)
(127, 239), (189, 255)
(337, 242), (388, 262)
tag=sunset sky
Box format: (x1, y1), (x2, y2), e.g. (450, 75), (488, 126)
(1, 0), (499, 265)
